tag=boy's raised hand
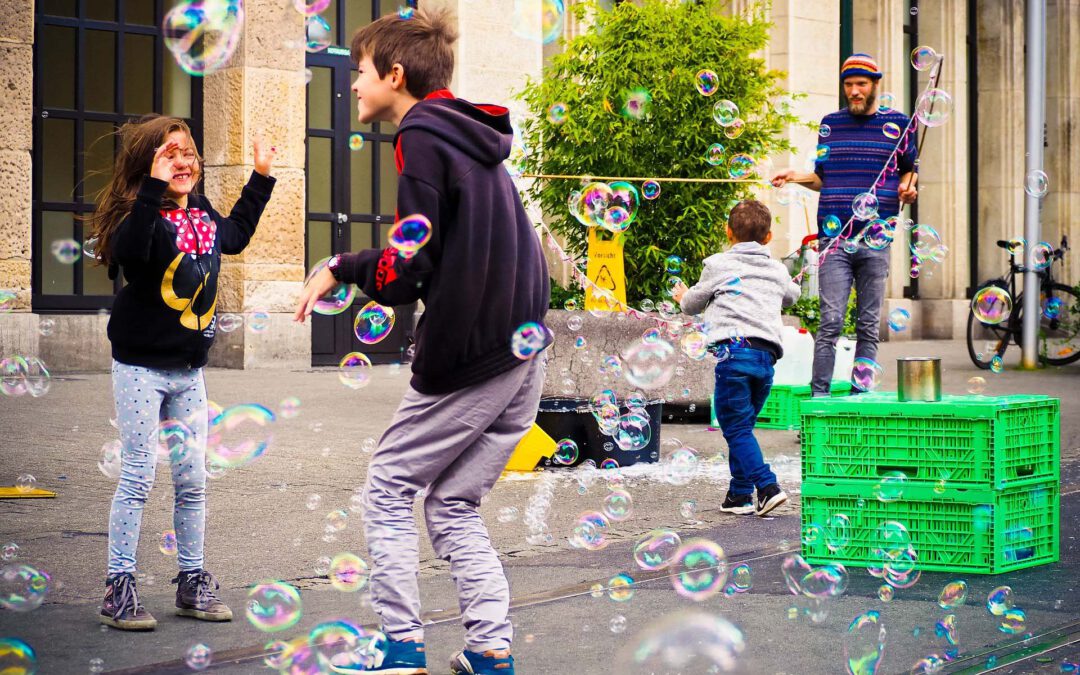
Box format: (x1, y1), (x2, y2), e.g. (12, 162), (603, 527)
(253, 135), (277, 177)
(671, 281), (689, 304)
(293, 266), (338, 324)
(151, 141), (180, 182)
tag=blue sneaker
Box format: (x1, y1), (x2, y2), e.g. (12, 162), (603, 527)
(329, 638), (427, 674)
(449, 648), (515, 674)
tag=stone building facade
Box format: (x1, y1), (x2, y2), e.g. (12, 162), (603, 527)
(0, 0), (1075, 370)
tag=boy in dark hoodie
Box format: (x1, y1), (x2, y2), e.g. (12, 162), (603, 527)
(295, 9), (548, 675)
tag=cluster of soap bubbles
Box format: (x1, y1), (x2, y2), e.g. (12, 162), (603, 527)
(569, 181), (642, 233)
(162, 0), (244, 76)
(0, 356), (51, 398)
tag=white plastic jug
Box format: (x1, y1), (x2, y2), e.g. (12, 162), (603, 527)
(773, 325), (814, 385)
(832, 337), (856, 383)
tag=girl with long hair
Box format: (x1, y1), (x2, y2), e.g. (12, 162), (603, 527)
(86, 114), (275, 630)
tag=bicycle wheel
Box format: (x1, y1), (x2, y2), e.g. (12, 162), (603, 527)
(1014, 282), (1080, 366)
(967, 281), (1013, 369)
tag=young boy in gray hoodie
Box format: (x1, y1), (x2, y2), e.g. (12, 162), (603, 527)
(673, 200), (801, 516)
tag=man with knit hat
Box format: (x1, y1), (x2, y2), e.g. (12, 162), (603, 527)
(772, 53), (919, 396)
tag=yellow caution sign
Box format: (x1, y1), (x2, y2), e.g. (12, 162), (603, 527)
(584, 228), (627, 312)
(0, 487), (56, 499)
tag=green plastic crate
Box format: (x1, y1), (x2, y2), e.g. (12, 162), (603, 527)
(710, 380), (851, 430)
(801, 480), (1059, 574)
(800, 392), (1059, 490)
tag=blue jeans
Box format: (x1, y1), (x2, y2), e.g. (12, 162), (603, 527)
(713, 347), (778, 495)
(108, 361), (208, 575)
(811, 243), (890, 396)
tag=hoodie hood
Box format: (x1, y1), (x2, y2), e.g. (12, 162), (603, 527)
(396, 97), (513, 166)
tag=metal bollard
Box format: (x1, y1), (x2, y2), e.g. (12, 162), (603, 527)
(897, 357), (942, 402)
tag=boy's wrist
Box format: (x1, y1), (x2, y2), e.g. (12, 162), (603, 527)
(327, 254), (344, 282)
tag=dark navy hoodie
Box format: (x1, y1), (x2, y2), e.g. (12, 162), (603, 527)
(107, 172), (275, 369)
(336, 94), (550, 395)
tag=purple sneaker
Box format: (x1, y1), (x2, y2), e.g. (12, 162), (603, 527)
(99, 573), (157, 631)
(174, 569), (233, 621)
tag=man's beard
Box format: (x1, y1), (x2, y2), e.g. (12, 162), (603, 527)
(848, 89), (878, 115)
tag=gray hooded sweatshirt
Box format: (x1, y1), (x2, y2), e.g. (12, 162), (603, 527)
(679, 241), (801, 358)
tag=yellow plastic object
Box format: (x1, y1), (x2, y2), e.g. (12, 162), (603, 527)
(0, 487), (56, 499)
(584, 228), (628, 311)
(504, 423), (557, 472)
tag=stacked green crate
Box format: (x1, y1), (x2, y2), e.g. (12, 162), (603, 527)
(710, 380), (851, 430)
(798, 392), (1060, 574)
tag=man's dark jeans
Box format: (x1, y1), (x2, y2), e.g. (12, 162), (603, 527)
(713, 347), (779, 496)
(812, 243), (890, 396)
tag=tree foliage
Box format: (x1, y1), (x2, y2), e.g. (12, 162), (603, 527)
(517, 0), (802, 304)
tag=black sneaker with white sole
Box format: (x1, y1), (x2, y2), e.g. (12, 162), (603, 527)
(719, 492), (755, 515)
(755, 483), (788, 516)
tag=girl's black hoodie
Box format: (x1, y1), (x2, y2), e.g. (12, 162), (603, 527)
(106, 172), (275, 369)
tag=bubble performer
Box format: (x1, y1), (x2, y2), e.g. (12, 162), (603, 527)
(771, 53), (920, 397)
(84, 114), (276, 630)
(294, 9), (547, 675)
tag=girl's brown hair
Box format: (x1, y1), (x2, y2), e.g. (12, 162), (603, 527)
(84, 114), (202, 268)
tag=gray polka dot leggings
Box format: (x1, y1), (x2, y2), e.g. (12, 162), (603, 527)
(108, 360), (208, 576)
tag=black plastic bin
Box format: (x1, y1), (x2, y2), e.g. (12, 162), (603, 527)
(534, 396), (662, 469)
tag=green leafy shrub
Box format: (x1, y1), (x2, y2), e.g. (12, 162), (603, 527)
(518, 0), (802, 304)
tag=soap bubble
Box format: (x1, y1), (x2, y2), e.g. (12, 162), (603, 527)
(185, 643), (212, 671)
(935, 614), (958, 645)
(304, 15), (332, 52)
(547, 102), (569, 125)
(613, 610), (744, 673)
(971, 286), (1012, 325)
(98, 439), (122, 479)
(511, 322), (550, 360)
(325, 510), (348, 532)
(610, 615), (627, 633)
(293, 0), (331, 16)
(852, 192), (880, 220)
(713, 100), (739, 127)
(844, 610), (886, 675)
(159, 529), (178, 556)
(851, 358), (883, 392)
(780, 554), (812, 595)
(0, 638), (36, 674)
(882, 122), (902, 140)
(338, 352), (373, 389)
(879, 92), (896, 111)
(800, 563), (849, 599)
(354, 301), (395, 344)
(328, 553), (369, 592)
(247, 309), (270, 333)
(911, 45), (939, 71)
(14, 474), (36, 494)
(1030, 241), (1054, 271)
(938, 580), (968, 609)
(1024, 170), (1049, 198)
(822, 215), (844, 238)
(305, 257), (356, 316)
(966, 376), (986, 394)
(999, 608), (1026, 634)
(511, 0), (565, 45)
(815, 144), (831, 163)
(348, 133), (365, 151)
(695, 70), (719, 97)
(642, 180), (661, 200)
(614, 412), (651, 451)
(246, 581), (302, 632)
(0, 563), (50, 612)
(1042, 296), (1063, 320)
(388, 214), (433, 258)
(162, 0), (244, 76)
(553, 439), (579, 465)
(863, 219), (894, 250)
(50, 238), (81, 264)
(819, 124), (832, 137)
(633, 529), (681, 570)
(574, 182), (614, 227)
(218, 313), (242, 333)
(207, 403), (275, 468)
(706, 143), (725, 166)
(723, 118), (745, 139)
(622, 338), (676, 390)
(664, 255), (683, 274)
(607, 572), (635, 601)
(986, 586), (1013, 616)
(887, 308), (910, 332)
(915, 89), (953, 127)
(1, 544), (18, 562)
(877, 584), (894, 602)
(729, 564), (752, 592)
(570, 512), (611, 551)
(602, 489), (633, 522)
(826, 514), (852, 552)
(603, 181), (640, 232)
(728, 154), (755, 179)
(990, 355), (1004, 373)
(671, 539), (727, 601)
(497, 507), (519, 523)
(621, 87), (652, 120)
(873, 470), (906, 502)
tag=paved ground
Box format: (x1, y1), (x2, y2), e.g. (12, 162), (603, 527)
(1, 339), (1078, 674)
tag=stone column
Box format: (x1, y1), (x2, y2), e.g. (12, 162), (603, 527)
(908, 0), (971, 339)
(202, 0), (310, 369)
(0, 1), (36, 356)
(1043, 0), (1079, 274)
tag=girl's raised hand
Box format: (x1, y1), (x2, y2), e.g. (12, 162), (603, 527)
(151, 141), (179, 182)
(253, 136), (277, 177)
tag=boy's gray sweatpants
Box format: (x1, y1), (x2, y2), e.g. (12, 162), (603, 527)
(363, 358), (544, 651)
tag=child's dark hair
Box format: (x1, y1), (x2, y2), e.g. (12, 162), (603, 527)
(83, 114), (201, 268)
(350, 8), (458, 99)
(728, 199), (772, 244)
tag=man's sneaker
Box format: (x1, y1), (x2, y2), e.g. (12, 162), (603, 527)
(174, 569), (233, 621)
(719, 492), (755, 515)
(755, 483), (789, 517)
(99, 573), (157, 630)
(450, 648), (515, 674)
(329, 637), (427, 674)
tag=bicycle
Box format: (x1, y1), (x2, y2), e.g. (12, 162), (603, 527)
(967, 235), (1080, 368)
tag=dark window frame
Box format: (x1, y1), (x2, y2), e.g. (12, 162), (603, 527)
(31, 0), (203, 312)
